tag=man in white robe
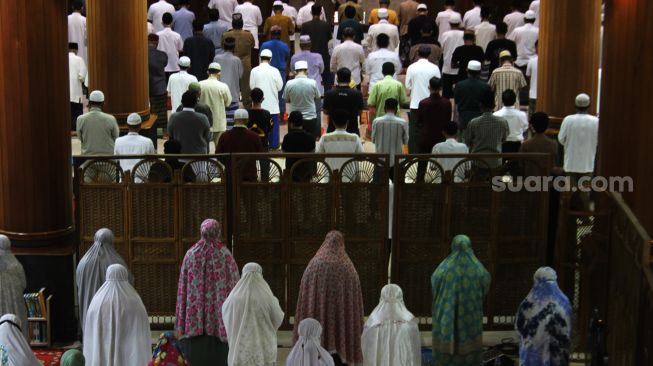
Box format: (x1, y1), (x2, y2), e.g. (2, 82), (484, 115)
(114, 113), (156, 174)
(148, 0), (176, 33)
(68, 1), (87, 64)
(234, 0), (263, 49)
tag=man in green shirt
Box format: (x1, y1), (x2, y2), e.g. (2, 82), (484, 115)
(76, 90), (119, 156)
(367, 62), (409, 136)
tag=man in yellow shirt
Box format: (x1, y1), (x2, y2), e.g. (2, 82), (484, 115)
(368, 0), (399, 25)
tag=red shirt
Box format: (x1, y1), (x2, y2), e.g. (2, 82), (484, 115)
(417, 93), (452, 150)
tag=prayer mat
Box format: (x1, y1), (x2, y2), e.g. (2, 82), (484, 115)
(33, 348), (64, 366)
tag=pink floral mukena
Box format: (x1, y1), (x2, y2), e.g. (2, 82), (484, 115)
(175, 219), (240, 340)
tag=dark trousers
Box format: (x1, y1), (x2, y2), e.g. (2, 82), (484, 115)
(71, 102), (83, 130)
(303, 117), (320, 140)
(502, 141), (522, 153)
(416, 145), (433, 182)
(442, 73), (456, 99)
(373, 165), (394, 183)
(408, 109), (419, 154)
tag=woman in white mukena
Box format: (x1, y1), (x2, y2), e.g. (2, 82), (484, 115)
(0, 314), (41, 366)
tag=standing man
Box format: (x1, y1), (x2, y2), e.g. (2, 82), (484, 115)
(69, 42), (87, 131)
(451, 31), (485, 85)
(168, 91), (211, 154)
(493, 89), (528, 152)
(184, 21), (215, 81)
(337, 6), (365, 44)
(406, 46), (441, 153)
(271, 0), (298, 26)
(436, 0), (461, 44)
(76, 90), (119, 156)
(398, 0), (419, 37)
(175, 82), (214, 125)
(408, 4), (436, 45)
(264, 1), (294, 48)
(368, 62), (408, 122)
(203, 9), (230, 53)
(529, 0), (541, 27)
(148, 34), (169, 133)
(372, 98), (408, 180)
(301, 4), (333, 91)
(167, 56), (198, 112)
(291, 35), (325, 96)
(234, 0), (263, 49)
(172, 0), (195, 41)
(284, 61), (322, 139)
(463, 0), (483, 29)
(363, 8), (400, 53)
(558, 94), (599, 211)
(465, 89), (509, 170)
(148, 0), (176, 33)
(214, 37), (243, 128)
(114, 113), (157, 173)
(261, 26), (290, 121)
(337, 0), (363, 22)
(250, 49), (283, 149)
(208, 0), (238, 23)
(454, 61), (490, 136)
(484, 22), (517, 74)
(331, 29), (365, 88)
(416, 77), (451, 181)
(297, 0), (326, 29)
(68, 1), (87, 65)
(432, 122), (469, 179)
(316, 109), (364, 172)
(440, 14), (464, 99)
(474, 6), (496, 52)
(366, 34), (402, 90)
(222, 15), (255, 107)
(488, 50), (527, 110)
(157, 13), (184, 79)
(509, 10), (539, 70)
(199, 63), (232, 150)
(526, 41), (539, 115)
(282, 111), (317, 181)
(503, 0), (525, 38)
(368, 0), (399, 26)
(217, 109), (264, 182)
(408, 24), (441, 65)
(323, 68), (366, 135)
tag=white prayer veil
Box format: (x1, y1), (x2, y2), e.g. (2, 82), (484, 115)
(222, 262), (285, 366)
(361, 284), (421, 366)
(76, 228), (130, 331)
(0, 314), (41, 366)
(0, 236), (28, 338)
(286, 318), (335, 366)
(82, 264), (150, 366)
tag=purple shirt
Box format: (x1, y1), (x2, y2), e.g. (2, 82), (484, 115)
(172, 7), (195, 41)
(291, 51), (325, 95)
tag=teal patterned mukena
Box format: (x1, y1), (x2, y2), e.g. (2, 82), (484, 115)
(431, 234), (491, 365)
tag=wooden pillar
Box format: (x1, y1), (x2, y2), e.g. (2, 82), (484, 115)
(0, 0), (74, 246)
(87, 0), (149, 122)
(598, 0), (653, 234)
(537, 0), (601, 124)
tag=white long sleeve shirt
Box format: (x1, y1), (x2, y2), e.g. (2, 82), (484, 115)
(405, 59), (441, 109)
(435, 9), (462, 44)
(69, 52), (87, 103)
(114, 133), (156, 173)
(297, 1), (326, 27)
(148, 0), (176, 33)
(332, 40), (366, 86)
(250, 62), (283, 114)
(474, 21), (496, 52)
(363, 21), (400, 53)
(509, 23), (539, 67)
(68, 12), (87, 64)
(558, 113), (599, 173)
(157, 28), (184, 72)
(167, 70), (198, 112)
(503, 11), (525, 38)
(208, 0), (239, 23)
(365, 48), (401, 89)
(234, 1), (263, 48)
(463, 6), (482, 29)
(494, 106), (528, 142)
(440, 29), (464, 75)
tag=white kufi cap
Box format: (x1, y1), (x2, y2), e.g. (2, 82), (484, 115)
(127, 113), (142, 126)
(294, 60), (308, 70)
(260, 49), (273, 58)
(525, 10), (536, 20)
(178, 56), (191, 67)
(575, 93), (591, 108)
(467, 60), (482, 71)
(89, 90), (105, 103)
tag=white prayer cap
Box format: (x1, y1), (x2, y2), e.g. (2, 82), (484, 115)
(127, 113), (141, 126)
(299, 35), (311, 44)
(294, 60), (308, 70)
(417, 4), (427, 10)
(575, 93), (591, 108)
(525, 10), (536, 20)
(89, 90), (105, 103)
(449, 13), (462, 24)
(208, 62), (221, 71)
(273, 0), (283, 6)
(260, 49), (273, 59)
(378, 8), (389, 18)
(234, 109), (249, 120)
(178, 56), (191, 67)
(467, 60), (482, 71)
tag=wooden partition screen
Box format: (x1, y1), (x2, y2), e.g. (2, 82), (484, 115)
(392, 153), (551, 329)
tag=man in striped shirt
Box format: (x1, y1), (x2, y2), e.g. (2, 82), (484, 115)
(465, 89), (509, 170)
(372, 98), (409, 181)
(488, 50), (527, 110)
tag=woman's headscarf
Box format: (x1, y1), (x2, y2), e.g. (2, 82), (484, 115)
(0, 314), (41, 366)
(515, 267), (572, 366)
(76, 228), (131, 331)
(361, 284), (421, 366)
(222, 262), (285, 366)
(148, 331), (189, 366)
(431, 235), (490, 357)
(286, 318), (335, 366)
(293, 230), (364, 365)
(61, 349), (85, 366)
(175, 219), (240, 340)
(0, 235), (28, 339)
(83, 264), (151, 366)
